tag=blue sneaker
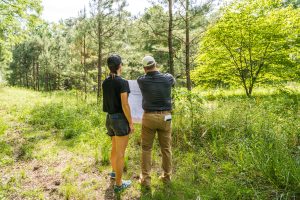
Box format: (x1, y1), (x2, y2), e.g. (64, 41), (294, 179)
(114, 180), (132, 193)
(108, 172), (116, 179)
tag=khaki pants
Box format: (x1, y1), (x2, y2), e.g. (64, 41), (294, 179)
(140, 112), (172, 186)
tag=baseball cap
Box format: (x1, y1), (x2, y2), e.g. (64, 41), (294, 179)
(107, 54), (122, 68)
(142, 56), (156, 67)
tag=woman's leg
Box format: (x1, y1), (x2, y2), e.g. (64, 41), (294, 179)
(111, 136), (117, 173)
(115, 135), (129, 186)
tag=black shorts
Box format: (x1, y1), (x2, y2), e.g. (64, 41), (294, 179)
(106, 113), (130, 137)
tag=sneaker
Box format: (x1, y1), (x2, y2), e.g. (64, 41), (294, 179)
(114, 180), (132, 193)
(108, 172), (116, 179)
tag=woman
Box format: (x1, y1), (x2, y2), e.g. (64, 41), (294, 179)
(102, 54), (134, 193)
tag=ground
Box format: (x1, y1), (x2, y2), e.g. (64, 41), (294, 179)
(0, 88), (146, 200)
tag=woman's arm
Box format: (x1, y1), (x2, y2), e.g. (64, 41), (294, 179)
(121, 92), (134, 133)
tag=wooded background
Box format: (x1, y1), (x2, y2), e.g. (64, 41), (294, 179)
(0, 0), (299, 97)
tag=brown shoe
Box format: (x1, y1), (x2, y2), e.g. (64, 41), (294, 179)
(159, 175), (171, 184)
(139, 177), (151, 189)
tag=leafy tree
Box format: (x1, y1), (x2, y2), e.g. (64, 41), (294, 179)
(8, 22), (74, 91)
(283, 0), (300, 8)
(0, 0), (42, 70)
(138, 5), (169, 70)
(146, 0), (175, 75)
(192, 0), (300, 96)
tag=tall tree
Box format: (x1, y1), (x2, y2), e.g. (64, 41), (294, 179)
(89, 0), (126, 102)
(139, 1), (178, 75)
(168, 0), (175, 75)
(77, 7), (89, 99)
(185, 0), (191, 90)
(175, 0), (212, 90)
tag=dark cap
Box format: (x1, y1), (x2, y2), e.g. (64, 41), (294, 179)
(107, 54), (122, 68)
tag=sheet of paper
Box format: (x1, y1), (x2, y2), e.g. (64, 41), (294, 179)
(128, 80), (143, 124)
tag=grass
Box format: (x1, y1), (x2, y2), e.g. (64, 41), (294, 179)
(0, 85), (299, 199)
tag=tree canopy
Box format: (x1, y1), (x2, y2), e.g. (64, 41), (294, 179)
(0, 0), (42, 69)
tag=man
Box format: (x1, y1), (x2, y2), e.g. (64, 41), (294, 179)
(137, 56), (175, 188)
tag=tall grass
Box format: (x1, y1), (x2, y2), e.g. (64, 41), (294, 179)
(0, 117), (7, 136)
(0, 117), (13, 166)
(172, 86), (300, 199)
(27, 100), (106, 140)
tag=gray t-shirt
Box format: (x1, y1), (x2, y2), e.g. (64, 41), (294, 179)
(137, 71), (175, 111)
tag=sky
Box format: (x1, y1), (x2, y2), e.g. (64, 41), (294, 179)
(41, 0), (151, 22)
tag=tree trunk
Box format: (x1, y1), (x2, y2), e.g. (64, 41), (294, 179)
(97, 19), (103, 103)
(185, 0), (192, 91)
(168, 0), (174, 76)
(45, 73), (48, 91)
(32, 59), (36, 90)
(57, 70), (61, 90)
(36, 62), (40, 91)
(83, 33), (87, 100)
(25, 71), (29, 88)
(19, 69), (22, 86)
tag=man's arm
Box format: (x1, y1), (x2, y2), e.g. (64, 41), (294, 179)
(166, 73), (176, 87)
(121, 92), (134, 133)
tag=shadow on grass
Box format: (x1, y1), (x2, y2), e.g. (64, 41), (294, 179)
(141, 180), (198, 200)
(204, 90), (300, 102)
(104, 179), (117, 200)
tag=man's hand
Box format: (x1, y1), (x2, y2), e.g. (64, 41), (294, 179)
(129, 123), (135, 134)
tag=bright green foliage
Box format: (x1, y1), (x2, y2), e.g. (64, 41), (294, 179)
(192, 0), (300, 96)
(0, 0), (42, 68)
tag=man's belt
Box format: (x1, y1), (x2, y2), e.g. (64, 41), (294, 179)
(144, 110), (171, 114)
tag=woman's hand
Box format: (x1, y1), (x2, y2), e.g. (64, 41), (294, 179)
(129, 123), (135, 134)
(121, 92), (134, 135)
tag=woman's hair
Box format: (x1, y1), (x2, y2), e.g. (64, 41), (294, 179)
(107, 54), (122, 74)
